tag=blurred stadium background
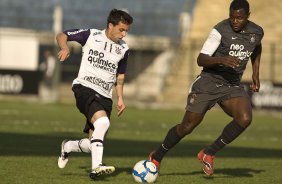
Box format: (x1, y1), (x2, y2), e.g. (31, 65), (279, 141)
(0, 0), (281, 110)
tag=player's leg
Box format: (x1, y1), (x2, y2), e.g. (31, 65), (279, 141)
(205, 96), (252, 156)
(88, 128), (93, 139)
(198, 95), (252, 176)
(58, 120), (92, 169)
(89, 110), (115, 179)
(90, 111), (108, 169)
(63, 120), (93, 153)
(150, 74), (215, 169)
(58, 139), (91, 168)
(150, 111), (205, 169)
(58, 83), (94, 169)
(64, 138), (91, 152)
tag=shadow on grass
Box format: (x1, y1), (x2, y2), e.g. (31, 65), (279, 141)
(67, 166), (132, 181)
(0, 132), (281, 159)
(163, 168), (264, 178)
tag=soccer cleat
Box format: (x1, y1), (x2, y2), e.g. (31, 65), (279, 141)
(89, 165), (115, 180)
(148, 151), (161, 171)
(58, 140), (69, 169)
(197, 149), (215, 176)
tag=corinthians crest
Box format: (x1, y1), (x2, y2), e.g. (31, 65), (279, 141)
(250, 34), (256, 43)
(115, 46), (122, 55)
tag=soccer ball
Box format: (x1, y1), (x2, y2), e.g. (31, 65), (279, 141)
(132, 160), (159, 183)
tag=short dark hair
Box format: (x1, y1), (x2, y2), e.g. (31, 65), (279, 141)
(230, 0), (250, 14)
(107, 9), (133, 26)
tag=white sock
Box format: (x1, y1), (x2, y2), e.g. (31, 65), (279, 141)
(91, 116), (110, 169)
(64, 138), (91, 153)
(91, 143), (104, 169)
(78, 138), (91, 153)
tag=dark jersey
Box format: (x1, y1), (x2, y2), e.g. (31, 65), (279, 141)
(202, 19), (264, 85)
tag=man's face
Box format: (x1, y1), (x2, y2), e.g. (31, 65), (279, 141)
(229, 8), (249, 32)
(107, 22), (130, 43)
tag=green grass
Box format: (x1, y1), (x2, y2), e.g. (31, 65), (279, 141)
(0, 101), (281, 184)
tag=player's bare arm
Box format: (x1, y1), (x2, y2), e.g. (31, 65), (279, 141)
(116, 74), (126, 116)
(197, 53), (240, 68)
(56, 32), (70, 62)
(250, 44), (262, 92)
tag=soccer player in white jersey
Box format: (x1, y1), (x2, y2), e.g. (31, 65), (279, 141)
(56, 9), (133, 180)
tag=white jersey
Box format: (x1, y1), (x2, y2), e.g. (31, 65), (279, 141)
(64, 29), (129, 98)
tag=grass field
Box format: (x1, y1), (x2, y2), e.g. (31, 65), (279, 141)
(0, 101), (281, 184)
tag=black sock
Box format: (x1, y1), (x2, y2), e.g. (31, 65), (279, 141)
(205, 121), (245, 156)
(154, 125), (183, 162)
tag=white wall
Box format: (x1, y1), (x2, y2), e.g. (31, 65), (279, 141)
(0, 28), (39, 71)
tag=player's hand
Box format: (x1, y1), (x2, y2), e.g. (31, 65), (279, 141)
(221, 56), (240, 68)
(117, 104), (125, 116)
(58, 48), (70, 62)
(250, 79), (260, 92)
(117, 99), (126, 117)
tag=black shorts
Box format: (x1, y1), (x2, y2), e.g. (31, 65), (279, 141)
(185, 72), (250, 113)
(72, 84), (113, 133)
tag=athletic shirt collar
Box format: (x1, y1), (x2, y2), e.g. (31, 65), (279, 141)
(101, 29), (116, 44)
(101, 29), (124, 46)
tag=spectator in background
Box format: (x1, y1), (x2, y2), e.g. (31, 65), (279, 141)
(39, 49), (56, 88)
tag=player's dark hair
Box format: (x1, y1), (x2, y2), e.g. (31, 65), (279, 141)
(107, 9), (133, 26)
(230, 0), (250, 14)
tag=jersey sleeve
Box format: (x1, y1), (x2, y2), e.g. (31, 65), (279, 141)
(257, 27), (264, 46)
(63, 29), (90, 46)
(200, 28), (222, 56)
(117, 50), (129, 74)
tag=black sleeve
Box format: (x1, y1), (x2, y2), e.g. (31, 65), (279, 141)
(117, 50), (129, 74)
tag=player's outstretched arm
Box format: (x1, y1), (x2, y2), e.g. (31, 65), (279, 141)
(56, 32), (70, 62)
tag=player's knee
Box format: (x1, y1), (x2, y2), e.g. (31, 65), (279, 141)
(94, 116), (110, 130)
(236, 114), (252, 128)
(178, 123), (194, 136)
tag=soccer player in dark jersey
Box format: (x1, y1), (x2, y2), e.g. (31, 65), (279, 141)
(149, 0), (264, 176)
(56, 9), (133, 180)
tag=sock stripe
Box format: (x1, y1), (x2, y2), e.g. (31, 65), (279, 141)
(161, 144), (169, 151)
(154, 125), (182, 162)
(206, 121), (245, 155)
(91, 139), (103, 144)
(78, 140), (84, 152)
